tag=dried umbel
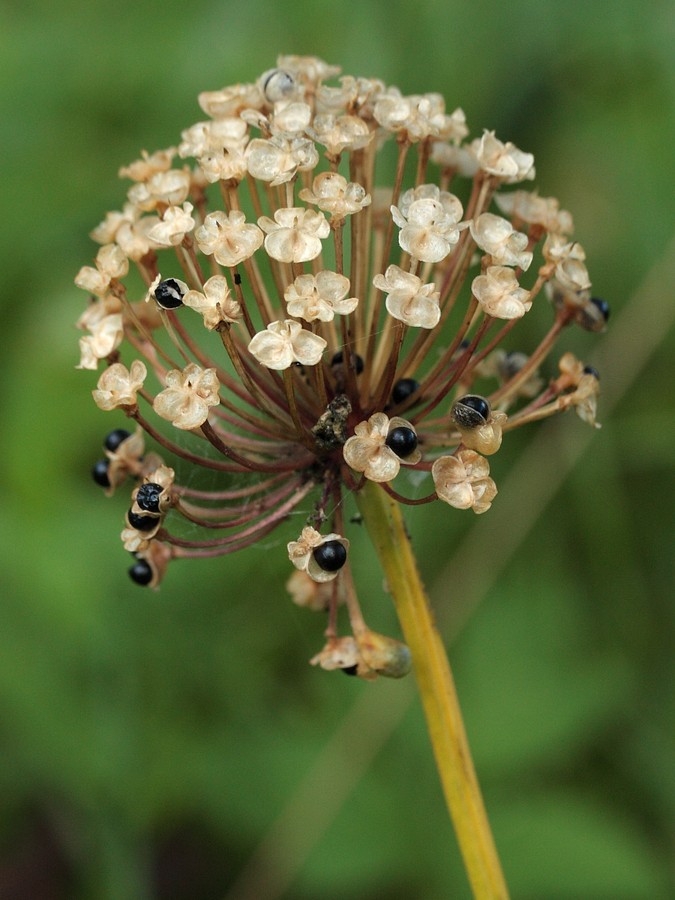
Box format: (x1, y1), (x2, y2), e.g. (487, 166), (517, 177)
(76, 55), (606, 676)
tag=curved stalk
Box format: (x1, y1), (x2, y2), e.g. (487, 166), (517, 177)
(356, 480), (508, 900)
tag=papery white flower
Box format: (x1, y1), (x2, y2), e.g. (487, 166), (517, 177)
(391, 189), (467, 262)
(557, 352), (601, 428)
(198, 147), (248, 184)
(475, 131), (535, 183)
(198, 82), (264, 118)
(183, 275), (242, 330)
(147, 202), (195, 246)
(343, 413), (421, 482)
(306, 113), (373, 156)
(178, 117), (249, 158)
(153, 363), (221, 430)
(77, 313), (123, 370)
(74, 244), (129, 297)
(374, 92), (455, 141)
(276, 54), (341, 84)
(430, 141), (480, 177)
(269, 101), (312, 135)
(258, 207), (330, 262)
(248, 320), (327, 370)
(115, 215), (162, 261)
(554, 257), (591, 293)
(316, 75), (388, 117)
(470, 213), (532, 270)
(432, 450), (497, 514)
(127, 169), (191, 212)
(495, 190), (574, 234)
(284, 271), (358, 322)
(472, 266), (532, 319)
(298, 172), (371, 220)
(373, 265), (440, 328)
(92, 360), (147, 411)
(195, 210), (263, 267)
(118, 148), (176, 182)
(246, 136), (319, 185)
(287, 526), (350, 583)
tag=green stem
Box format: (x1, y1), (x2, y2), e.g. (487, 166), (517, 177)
(356, 480), (509, 900)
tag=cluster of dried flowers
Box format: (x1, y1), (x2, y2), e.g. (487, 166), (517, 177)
(77, 55), (606, 678)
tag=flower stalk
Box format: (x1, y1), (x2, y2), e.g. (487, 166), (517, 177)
(357, 480), (508, 899)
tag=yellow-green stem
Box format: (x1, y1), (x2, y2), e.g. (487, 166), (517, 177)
(356, 480), (509, 900)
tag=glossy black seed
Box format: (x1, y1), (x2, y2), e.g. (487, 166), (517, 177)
(386, 426), (418, 458)
(583, 365), (600, 380)
(128, 559), (153, 586)
(154, 278), (185, 310)
(136, 482), (163, 513)
(127, 509), (158, 532)
(392, 378), (420, 405)
(331, 350), (364, 375)
(590, 297), (610, 321)
(104, 428), (131, 452)
(341, 664), (358, 676)
(461, 395), (490, 418)
(234, 272), (241, 285)
(91, 459), (111, 487)
(312, 540), (347, 573)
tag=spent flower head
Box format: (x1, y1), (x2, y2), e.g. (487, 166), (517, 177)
(76, 55), (606, 675)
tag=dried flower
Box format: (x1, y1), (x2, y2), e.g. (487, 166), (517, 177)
(284, 271), (357, 322)
(343, 413), (421, 482)
(75, 55), (604, 670)
(257, 207), (330, 262)
(432, 451), (497, 514)
(183, 275), (241, 330)
(248, 319), (327, 369)
(195, 210), (263, 267)
(93, 361), (147, 411)
(472, 266), (532, 319)
(153, 363), (220, 430)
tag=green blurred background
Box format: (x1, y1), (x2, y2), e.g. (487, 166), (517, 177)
(1, 0), (673, 896)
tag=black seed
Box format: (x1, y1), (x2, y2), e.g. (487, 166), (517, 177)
(313, 540), (347, 572)
(583, 365), (600, 380)
(590, 297), (610, 321)
(386, 426), (418, 458)
(128, 559), (153, 586)
(136, 482), (163, 513)
(104, 428), (131, 452)
(340, 664), (358, 676)
(127, 509), (158, 532)
(452, 394), (490, 428)
(234, 272), (241, 285)
(154, 278), (185, 310)
(331, 350), (364, 375)
(91, 459), (111, 487)
(392, 378), (420, 405)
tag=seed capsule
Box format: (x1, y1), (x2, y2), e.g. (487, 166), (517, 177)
(386, 426), (418, 459)
(154, 278), (186, 310)
(391, 378), (420, 405)
(128, 559), (153, 586)
(312, 540), (347, 573)
(104, 428), (131, 452)
(136, 482), (163, 513)
(451, 395), (490, 429)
